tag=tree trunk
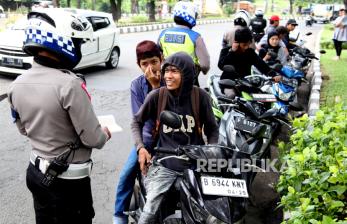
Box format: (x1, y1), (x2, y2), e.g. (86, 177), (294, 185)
(131, 0), (139, 14)
(289, 0), (294, 15)
(264, 0), (268, 14)
(148, 0), (155, 22)
(110, 0), (122, 21)
(77, 0), (81, 9)
(92, 0), (96, 10)
(52, 0), (59, 8)
(67, 0), (71, 7)
(345, 0), (347, 11)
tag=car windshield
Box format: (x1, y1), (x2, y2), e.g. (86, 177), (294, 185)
(10, 18), (27, 30)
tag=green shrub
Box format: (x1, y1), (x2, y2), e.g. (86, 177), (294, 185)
(130, 15), (149, 23)
(222, 4), (235, 16)
(320, 41), (347, 50)
(277, 104), (347, 223)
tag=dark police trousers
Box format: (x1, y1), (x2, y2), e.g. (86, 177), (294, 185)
(26, 163), (94, 224)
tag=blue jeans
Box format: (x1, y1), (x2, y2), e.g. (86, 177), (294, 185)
(114, 146), (139, 217)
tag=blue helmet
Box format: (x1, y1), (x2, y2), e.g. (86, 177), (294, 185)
(173, 1), (198, 28)
(23, 9), (93, 69)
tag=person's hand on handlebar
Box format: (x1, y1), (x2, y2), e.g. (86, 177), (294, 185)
(138, 147), (152, 175)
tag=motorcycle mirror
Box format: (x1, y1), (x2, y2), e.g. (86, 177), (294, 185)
(319, 50), (326, 54)
(222, 65), (236, 73)
(305, 32), (312, 36)
(159, 110), (182, 129)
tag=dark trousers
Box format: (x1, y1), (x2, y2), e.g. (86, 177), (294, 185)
(333, 39), (343, 57)
(26, 163), (94, 224)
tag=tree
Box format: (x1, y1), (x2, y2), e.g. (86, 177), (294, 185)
(52, 0), (60, 7)
(131, 0), (139, 13)
(289, 0), (294, 14)
(147, 0), (155, 22)
(110, 0), (122, 21)
(344, 0), (347, 11)
(77, 0), (81, 8)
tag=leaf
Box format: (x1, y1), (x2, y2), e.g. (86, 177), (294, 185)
(288, 186), (295, 194)
(329, 185), (347, 195)
(322, 216), (335, 224)
(319, 172), (331, 184)
(329, 166), (339, 174)
(329, 200), (344, 209)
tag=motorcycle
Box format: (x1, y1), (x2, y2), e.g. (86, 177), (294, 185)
(208, 65), (298, 122)
(288, 32), (325, 74)
(127, 111), (263, 223)
(305, 15), (315, 26)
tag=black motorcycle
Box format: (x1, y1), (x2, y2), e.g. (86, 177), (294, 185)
(127, 111), (263, 224)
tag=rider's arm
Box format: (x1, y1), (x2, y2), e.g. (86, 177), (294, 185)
(278, 47), (288, 65)
(217, 46), (232, 70)
(195, 36), (210, 74)
(131, 90), (158, 151)
(130, 78), (144, 116)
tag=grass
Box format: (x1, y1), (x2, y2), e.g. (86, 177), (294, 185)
(319, 25), (347, 106)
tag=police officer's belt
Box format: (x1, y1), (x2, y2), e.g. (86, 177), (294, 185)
(30, 152), (92, 179)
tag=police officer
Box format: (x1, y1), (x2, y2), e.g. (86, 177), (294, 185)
(158, 1), (210, 86)
(7, 10), (111, 224)
(250, 9), (267, 43)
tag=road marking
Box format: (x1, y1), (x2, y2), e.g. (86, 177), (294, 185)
(97, 115), (123, 133)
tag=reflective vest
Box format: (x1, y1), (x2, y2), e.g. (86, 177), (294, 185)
(159, 27), (200, 65)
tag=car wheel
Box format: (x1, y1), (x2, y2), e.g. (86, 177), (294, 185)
(106, 47), (119, 69)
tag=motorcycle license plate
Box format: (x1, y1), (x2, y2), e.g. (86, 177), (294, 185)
(200, 176), (249, 198)
(251, 94), (277, 102)
(234, 117), (271, 138)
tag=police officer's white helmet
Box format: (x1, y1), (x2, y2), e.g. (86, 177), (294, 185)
(255, 9), (264, 17)
(234, 10), (251, 27)
(23, 9), (93, 69)
(173, 1), (198, 28)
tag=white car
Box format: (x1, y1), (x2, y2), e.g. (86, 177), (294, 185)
(0, 8), (120, 77)
(0, 5), (6, 18)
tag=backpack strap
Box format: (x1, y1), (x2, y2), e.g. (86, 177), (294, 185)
(153, 87), (168, 141)
(191, 86), (202, 136)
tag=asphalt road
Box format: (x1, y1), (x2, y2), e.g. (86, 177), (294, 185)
(0, 21), (322, 224)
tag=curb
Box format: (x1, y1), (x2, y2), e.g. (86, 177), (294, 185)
(118, 18), (234, 34)
(117, 16), (307, 34)
(307, 28), (323, 117)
